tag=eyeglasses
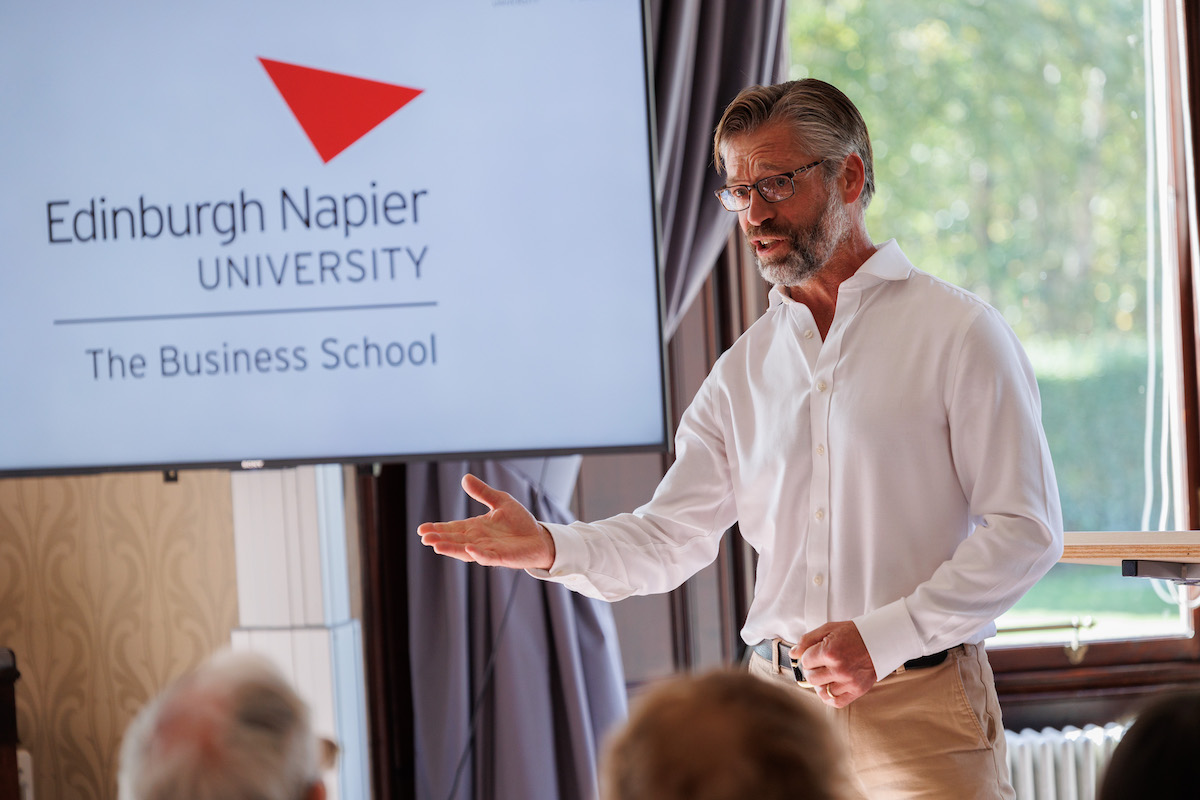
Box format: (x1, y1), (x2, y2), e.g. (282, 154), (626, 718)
(714, 159), (826, 212)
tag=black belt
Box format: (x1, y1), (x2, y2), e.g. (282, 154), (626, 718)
(750, 639), (953, 683)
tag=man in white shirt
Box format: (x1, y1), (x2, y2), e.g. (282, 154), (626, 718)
(419, 79), (1063, 799)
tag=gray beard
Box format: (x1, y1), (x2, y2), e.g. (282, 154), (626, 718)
(753, 195), (849, 287)
(755, 233), (824, 286)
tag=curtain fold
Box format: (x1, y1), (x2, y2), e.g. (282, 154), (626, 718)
(404, 4), (788, 799)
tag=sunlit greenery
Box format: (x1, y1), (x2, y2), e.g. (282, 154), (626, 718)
(791, 0), (1148, 347)
(788, 0), (1184, 641)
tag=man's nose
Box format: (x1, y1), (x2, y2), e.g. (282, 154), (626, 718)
(743, 189), (774, 227)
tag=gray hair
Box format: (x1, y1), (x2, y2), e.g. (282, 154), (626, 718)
(713, 79), (875, 208)
(118, 649), (321, 800)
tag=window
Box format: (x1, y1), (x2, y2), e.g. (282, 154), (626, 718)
(788, 0), (1197, 656)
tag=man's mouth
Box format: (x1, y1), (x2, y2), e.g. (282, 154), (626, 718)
(753, 236), (784, 255)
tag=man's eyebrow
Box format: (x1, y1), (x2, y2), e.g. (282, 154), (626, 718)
(727, 163), (789, 184)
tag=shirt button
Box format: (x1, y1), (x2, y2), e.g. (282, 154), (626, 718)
(816, 381), (827, 392)
(813, 574), (824, 586)
(815, 509), (825, 521)
(816, 444), (825, 456)
(804, 330), (815, 339)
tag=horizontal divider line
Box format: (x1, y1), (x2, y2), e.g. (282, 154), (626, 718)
(54, 301), (438, 325)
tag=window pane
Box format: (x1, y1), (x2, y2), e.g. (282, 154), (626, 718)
(788, 0), (1189, 645)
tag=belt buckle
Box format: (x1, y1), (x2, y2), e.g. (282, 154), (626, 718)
(773, 639), (805, 684)
(789, 653), (804, 684)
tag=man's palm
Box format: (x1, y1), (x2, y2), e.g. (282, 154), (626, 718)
(417, 474), (555, 570)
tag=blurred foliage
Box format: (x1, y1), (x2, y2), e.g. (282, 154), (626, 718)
(789, 0), (1149, 343)
(1034, 335), (1156, 532)
(788, 0), (1168, 535)
(1016, 563), (1174, 618)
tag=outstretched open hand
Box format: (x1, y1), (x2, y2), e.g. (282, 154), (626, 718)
(417, 473), (556, 571)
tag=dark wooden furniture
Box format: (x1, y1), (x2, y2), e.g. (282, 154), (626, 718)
(0, 648), (19, 800)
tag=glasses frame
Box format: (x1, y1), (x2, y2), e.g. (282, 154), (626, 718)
(714, 159), (827, 212)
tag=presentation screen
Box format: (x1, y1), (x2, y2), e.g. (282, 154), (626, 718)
(0, 0), (667, 476)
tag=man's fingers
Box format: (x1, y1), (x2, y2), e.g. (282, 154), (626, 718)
(821, 685), (857, 709)
(417, 518), (470, 537)
(417, 516), (492, 547)
(423, 532), (500, 565)
(794, 623), (832, 660)
(464, 544), (500, 565)
(418, 514), (495, 553)
(461, 473), (508, 510)
(425, 539), (478, 563)
(797, 635), (829, 671)
(802, 665), (832, 686)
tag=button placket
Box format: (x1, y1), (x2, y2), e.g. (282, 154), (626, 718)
(805, 356), (834, 628)
(802, 288), (861, 630)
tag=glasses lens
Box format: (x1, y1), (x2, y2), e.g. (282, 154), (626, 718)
(758, 174), (794, 202)
(718, 187), (751, 211)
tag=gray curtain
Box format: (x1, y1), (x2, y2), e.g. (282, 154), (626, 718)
(404, 4), (788, 800)
(407, 458), (624, 800)
(652, 0), (789, 336)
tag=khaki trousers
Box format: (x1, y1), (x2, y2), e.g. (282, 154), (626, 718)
(749, 643), (1014, 800)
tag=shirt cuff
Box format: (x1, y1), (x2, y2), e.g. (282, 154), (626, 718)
(524, 521), (585, 579)
(853, 598), (924, 681)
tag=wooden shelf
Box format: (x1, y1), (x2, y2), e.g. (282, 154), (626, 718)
(1062, 531), (1200, 566)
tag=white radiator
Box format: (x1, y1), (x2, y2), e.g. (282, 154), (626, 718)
(1005, 723), (1128, 800)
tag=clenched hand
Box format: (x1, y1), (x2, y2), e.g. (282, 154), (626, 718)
(793, 621), (877, 707)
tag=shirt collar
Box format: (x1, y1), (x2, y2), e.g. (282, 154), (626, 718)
(768, 239), (912, 307)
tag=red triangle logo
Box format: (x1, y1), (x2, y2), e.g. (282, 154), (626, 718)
(259, 57), (423, 163)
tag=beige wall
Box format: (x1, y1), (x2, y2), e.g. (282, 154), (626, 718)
(0, 470), (238, 799)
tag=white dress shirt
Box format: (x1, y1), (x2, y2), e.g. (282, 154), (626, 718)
(533, 240), (1064, 680)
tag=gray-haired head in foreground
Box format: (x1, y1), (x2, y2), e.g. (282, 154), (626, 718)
(118, 649), (324, 800)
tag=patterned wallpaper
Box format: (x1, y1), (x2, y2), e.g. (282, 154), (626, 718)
(0, 470), (238, 799)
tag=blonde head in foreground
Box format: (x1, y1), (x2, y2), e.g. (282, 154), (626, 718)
(601, 669), (853, 800)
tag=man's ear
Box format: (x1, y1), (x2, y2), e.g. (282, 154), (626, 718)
(307, 780), (327, 800)
(838, 152), (867, 205)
